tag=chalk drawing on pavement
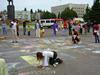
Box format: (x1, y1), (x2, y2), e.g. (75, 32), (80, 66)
(92, 51), (100, 54)
(20, 56), (41, 66)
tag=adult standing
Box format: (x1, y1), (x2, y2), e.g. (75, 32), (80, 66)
(2, 21), (7, 35)
(16, 20), (19, 36)
(63, 20), (67, 29)
(40, 21), (45, 38)
(52, 21), (58, 36)
(35, 20), (40, 38)
(93, 22), (100, 43)
(27, 25), (31, 36)
(76, 23), (81, 32)
(83, 24), (87, 34)
(23, 21), (26, 35)
(62, 20), (68, 36)
(68, 22), (72, 35)
(87, 23), (91, 33)
(11, 19), (18, 43)
(79, 24), (83, 35)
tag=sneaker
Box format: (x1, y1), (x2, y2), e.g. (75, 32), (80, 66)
(55, 62), (58, 65)
(15, 41), (18, 43)
(11, 41), (15, 43)
(53, 64), (56, 67)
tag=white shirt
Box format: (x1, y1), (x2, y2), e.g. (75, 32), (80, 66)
(94, 30), (99, 35)
(36, 23), (40, 29)
(42, 51), (53, 66)
(12, 22), (17, 30)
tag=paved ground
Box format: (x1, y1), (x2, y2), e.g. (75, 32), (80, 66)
(0, 28), (100, 75)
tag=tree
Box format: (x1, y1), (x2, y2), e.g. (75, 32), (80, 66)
(61, 7), (77, 20)
(83, 5), (91, 22)
(61, 8), (68, 20)
(41, 11), (56, 19)
(51, 13), (56, 18)
(24, 8), (27, 11)
(41, 11), (50, 19)
(89, 0), (100, 23)
(37, 9), (42, 12)
(24, 8), (28, 20)
(30, 9), (33, 21)
(70, 9), (78, 18)
(30, 9), (33, 14)
(58, 12), (61, 18)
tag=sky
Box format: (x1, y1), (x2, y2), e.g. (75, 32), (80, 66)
(0, 0), (94, 12)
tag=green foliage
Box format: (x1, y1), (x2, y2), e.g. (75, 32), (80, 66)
(61, 7), (77, 20)
(84, 0), (100, 23)
(35, 9), (56, 19)
(90, 0), (100, 23)
(30, 9), (33, 14)
(30, 9), (33, 21)
(37, 9), (42, 13)
(70, 9), (78, 19)
(51, 13), (56, 18)
(24, 8), (27, 11)
(58, 12), (61, 18)
(41, 11), (56, 19)
(83, 5), (90, 22)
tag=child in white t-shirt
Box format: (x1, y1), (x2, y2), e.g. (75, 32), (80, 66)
(36, 51), (63, 68)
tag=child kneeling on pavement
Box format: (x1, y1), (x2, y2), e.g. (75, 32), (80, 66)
(36, 51), (63, 68)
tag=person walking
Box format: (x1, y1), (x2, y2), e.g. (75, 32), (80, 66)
(52, 21), (58, 36)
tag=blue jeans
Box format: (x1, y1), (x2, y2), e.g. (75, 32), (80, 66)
(23, 28), (26, 35)
(2, 27), (7, 35)
(53, 29), (57, 36)
(94, 35), (100, 43)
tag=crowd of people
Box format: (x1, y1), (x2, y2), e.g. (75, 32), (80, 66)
(0, 19), (100, 69)
(0, 19), (100, 44)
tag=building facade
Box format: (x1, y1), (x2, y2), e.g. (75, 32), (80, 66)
(15, 10), (31, 20)
(51, 3), (88, 18)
